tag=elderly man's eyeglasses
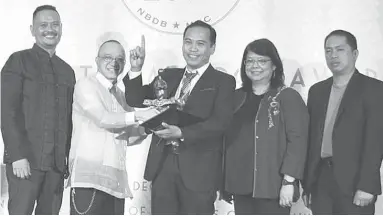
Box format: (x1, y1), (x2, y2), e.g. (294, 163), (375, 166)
(244, 59), (271, 67)
(98, 56), (126, 64)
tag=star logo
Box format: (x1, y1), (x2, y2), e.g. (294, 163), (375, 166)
(122, 0), (241, 34)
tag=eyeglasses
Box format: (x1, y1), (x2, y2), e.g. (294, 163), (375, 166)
(98, 56), (126, 64)
(244, 59), (271, 67)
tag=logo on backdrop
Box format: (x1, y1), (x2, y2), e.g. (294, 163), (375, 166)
(122, 0), (241, 34)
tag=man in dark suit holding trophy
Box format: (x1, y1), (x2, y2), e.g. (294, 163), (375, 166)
(124, 20), (236, 214)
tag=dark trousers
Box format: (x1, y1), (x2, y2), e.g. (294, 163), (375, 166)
(5, 164), (64, 215)
(151, 153), (216, 215)
(70, 187), (125, 215)
(233, 194), (290, 215)
(311, 157), (375, 215)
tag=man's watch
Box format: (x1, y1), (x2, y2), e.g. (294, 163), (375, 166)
(282, 179), (295, 186)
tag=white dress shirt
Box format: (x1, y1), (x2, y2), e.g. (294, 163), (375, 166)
(174, 63), (210, 99)
(68, 72), (145, 199)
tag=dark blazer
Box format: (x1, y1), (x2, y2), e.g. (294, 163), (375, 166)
(124, 65), (236, 192)
(224, 87), (308, 198)
(303, 70), (383, 196)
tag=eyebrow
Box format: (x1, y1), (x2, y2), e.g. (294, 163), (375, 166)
(38, 21), (61, 24)
(101, 55), (125, 58)
(184, 38), (207, 43)
(246, 57), (270, 60)
(325, 45), (346, 49)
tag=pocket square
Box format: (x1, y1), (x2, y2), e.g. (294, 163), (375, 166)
(200, 87), (215, 92)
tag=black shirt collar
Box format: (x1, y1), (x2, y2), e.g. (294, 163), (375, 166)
(32, 43), (56, 58)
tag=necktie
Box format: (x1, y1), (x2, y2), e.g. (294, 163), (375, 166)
(179, 71), (198, 100)
(110, 84), (128, 111)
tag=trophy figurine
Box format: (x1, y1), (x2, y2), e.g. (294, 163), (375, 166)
(153, 69), (168, 100)
(143, 69), (182, 154)
(144, 69), (176, 109)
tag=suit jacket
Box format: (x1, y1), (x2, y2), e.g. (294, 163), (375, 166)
(224, 87), (308, 198)
(124, 65), (236, 192)
(303, 70), (383, 196)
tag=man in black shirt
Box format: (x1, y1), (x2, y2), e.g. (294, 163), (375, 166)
(1, 5), (75, 214)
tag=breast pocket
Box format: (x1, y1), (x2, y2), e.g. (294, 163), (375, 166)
(183, 88), (217, 118)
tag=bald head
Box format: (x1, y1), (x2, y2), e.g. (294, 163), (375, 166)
(98, 40), (125, 57)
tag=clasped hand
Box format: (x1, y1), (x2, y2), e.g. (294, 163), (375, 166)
(154, 122), (183, 140)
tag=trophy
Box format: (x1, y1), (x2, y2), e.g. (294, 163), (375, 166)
(143, 69), (178, 109)
(153, 69), (168, 100)
(143, 69), (183, 154)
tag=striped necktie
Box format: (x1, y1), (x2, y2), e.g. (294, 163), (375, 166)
(179, 70), (198, 99)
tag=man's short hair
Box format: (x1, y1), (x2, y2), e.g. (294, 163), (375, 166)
(324, 29), (358, 50)
(183, 20), (217, 46)
(33, 5), (60, 21)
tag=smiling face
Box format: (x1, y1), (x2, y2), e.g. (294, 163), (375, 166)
(182, 26), (216, 70)
(30, 9), (62, 52)
(325, 35), (358, 76)
(96, 41), (126, 82)
(244, 51), (276, 85)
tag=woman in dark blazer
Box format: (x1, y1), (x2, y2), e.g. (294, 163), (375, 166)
(223, 39), (309, 215)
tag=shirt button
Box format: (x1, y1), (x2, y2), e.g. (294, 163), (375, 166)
(256, 136), (259, 139)
(256, 120), (259, 123)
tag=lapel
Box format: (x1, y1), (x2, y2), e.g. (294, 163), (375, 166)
(316, 78), (333, 141)
(183, 65), (216, 107)
(334, 70), (362, 126)
(234, 89), (247, 113)
(165, 68), (184, 98)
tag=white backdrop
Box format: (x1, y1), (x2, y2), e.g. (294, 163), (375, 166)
(1, 0), (383, 214)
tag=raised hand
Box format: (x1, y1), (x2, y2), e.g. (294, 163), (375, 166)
(130, 35), (146, 72)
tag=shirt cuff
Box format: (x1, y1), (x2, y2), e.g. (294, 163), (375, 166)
(129, 70), (142, 79)
(125, 112), (136, 124)
(284, 174), (295, 182)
